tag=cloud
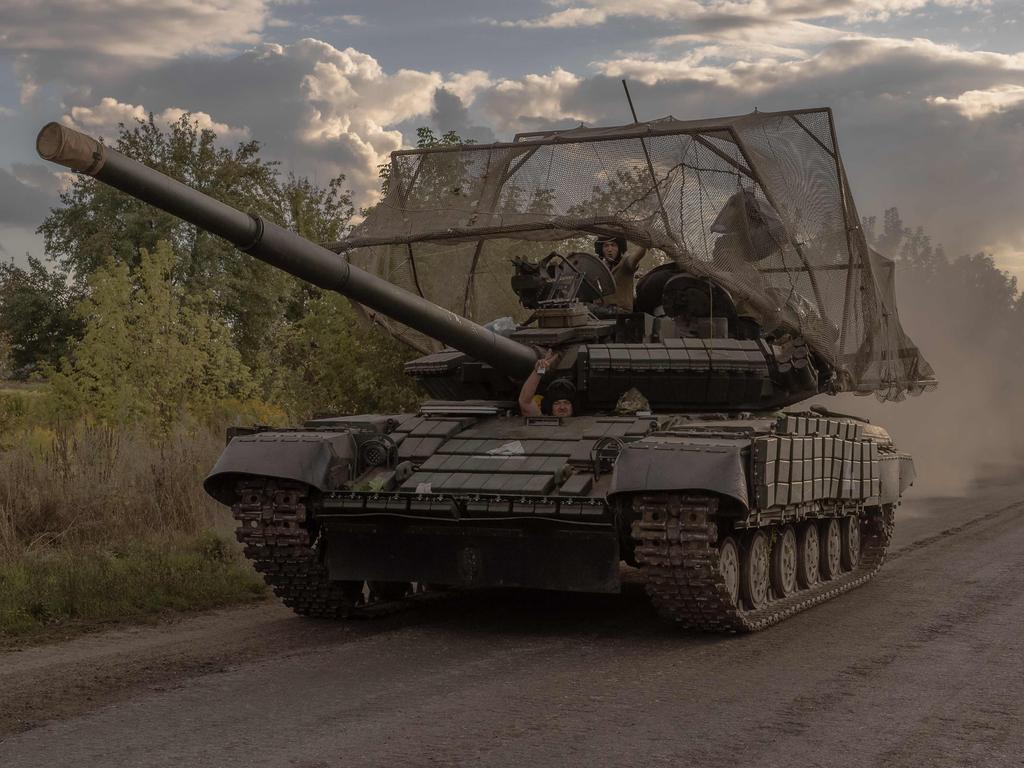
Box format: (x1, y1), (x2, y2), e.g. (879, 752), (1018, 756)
(474, 69), (590, 130)
(53, 40), (476, 206)
(444, 70), (493, 105)
(595, 34), (1024, 90)
(1, 0), (270, 101)
(298, 41), (442, 130)
(495, 7), (610, 29)
(62, 97), (251, 141)
(929, 84), (1024, 118)
(493, 0), (988, 29)
(654, 18), (844, 59)
(427, 89), (497, 144)
(0, 0), (269, 60)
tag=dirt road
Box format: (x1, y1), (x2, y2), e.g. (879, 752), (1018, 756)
(3, 471), (1023, 768)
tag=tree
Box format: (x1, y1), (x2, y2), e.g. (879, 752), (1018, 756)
(876, 207), (905, 257)
(0, 257), (82, 378)
(270, 293), (419, 419)
(38, 113), (355, 377)
(49, 241), (255, 427)
(377, 126), (472, 197)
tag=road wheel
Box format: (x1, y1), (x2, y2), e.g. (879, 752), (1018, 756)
(741, 530), (771, 610)
(820, 518), (842, 580)
(796, 522), (820, 589)
(841, 514), (861, 571)
(719, 536), (741, 605)
(771, 525), (798, 599)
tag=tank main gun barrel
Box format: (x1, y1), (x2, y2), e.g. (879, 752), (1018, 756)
(36, 123), (538, 379)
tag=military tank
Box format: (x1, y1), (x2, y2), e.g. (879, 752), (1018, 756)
(37, 107), (935, 631)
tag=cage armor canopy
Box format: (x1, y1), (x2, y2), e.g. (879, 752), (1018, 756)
(331, 107), (935, 402)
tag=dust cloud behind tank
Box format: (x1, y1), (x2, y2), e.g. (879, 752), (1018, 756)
(37, 108), (933, 631)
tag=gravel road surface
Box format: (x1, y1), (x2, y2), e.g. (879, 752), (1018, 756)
(3, 471), (1023, 768)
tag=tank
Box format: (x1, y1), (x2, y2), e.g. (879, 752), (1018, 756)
(37, 108), (935, 631)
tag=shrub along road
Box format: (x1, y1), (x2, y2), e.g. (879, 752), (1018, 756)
(2, 470), (1023, 767)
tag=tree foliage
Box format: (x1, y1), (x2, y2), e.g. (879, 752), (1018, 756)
(49, 241), (255, 427)
(0, 257), (82, 378)
(30, 113), (423, 424)
(270, 294), (420, 419)
(377, 126), (473, 197)
(38, 114), (354, 373)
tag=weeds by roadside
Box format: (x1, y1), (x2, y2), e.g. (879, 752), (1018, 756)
(0, 395), (275, 642)
(0, 533), (265, 641)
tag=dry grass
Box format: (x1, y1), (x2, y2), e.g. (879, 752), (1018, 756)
(0, 418), (267, 640)
(1, 423), (231, 554)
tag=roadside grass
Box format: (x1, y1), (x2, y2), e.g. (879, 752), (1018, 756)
(0, 533), (266, 642)
(0, 387), (281, 644)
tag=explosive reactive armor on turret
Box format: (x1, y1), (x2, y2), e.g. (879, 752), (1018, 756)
(38, 108), (935, 631)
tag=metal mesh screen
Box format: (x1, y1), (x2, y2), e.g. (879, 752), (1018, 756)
(337, 108), (934, 400)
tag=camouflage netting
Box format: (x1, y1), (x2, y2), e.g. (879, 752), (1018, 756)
(333, 108), (935, 400)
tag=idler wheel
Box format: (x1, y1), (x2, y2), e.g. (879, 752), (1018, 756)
(719, 536), (741, 605)
(820, 518), (842, 581)
(741, 530), (771, 610)
(840, 514), (861, 571)
(796, 521), (820, 589)
(770, 525), (798, 598)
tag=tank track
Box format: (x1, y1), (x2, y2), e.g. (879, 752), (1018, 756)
(232, 478), (441, 619)
(631, 493), (894, 632)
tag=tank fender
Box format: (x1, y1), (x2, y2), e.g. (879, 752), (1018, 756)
(203, 431), (356, 505)
(608, 437), (749, 510)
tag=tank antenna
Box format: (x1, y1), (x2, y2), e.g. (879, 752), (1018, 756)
(621, 79), (673, 246)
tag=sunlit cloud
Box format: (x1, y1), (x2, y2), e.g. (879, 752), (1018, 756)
(929, 84), (1024, 119)
(1, 0), (269, 60)
(61, 97), (251, 141)
(491, 0), (990, 29)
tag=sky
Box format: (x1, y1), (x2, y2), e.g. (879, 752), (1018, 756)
(2, 0), (1024, 283)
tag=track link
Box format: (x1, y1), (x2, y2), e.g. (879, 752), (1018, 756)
(631, 494), (894, 632)
(232, 479), (441, 619)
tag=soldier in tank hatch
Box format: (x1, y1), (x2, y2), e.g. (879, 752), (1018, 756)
(594, 235), (646, 312)
(518, 350), (576, 418)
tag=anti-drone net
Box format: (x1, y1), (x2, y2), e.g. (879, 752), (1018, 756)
(335, 108), (935, 400)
